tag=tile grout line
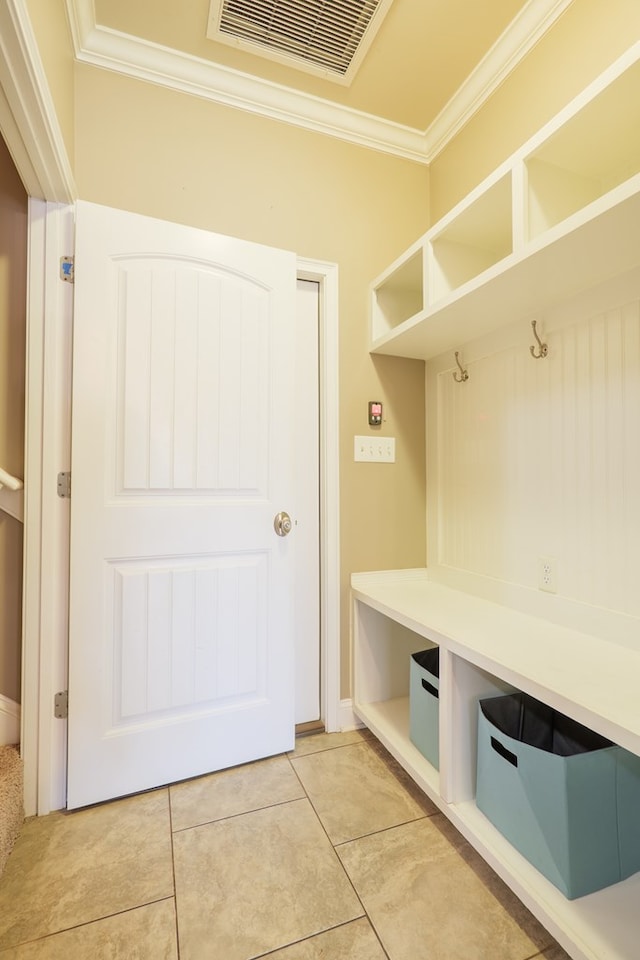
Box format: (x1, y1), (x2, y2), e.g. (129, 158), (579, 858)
(249, 916), (393, 960)
(0, 897), (177, 954)
(285, 731), (376, 761)
(170, 793), (309, 835)
(285, 746), (393, 960)
(332, 812), (431, 850)
(167, 785), (182, 960)
(288, 739), (432, 850)
(170, 743), (389, 960)
(287, 734), (551, 960)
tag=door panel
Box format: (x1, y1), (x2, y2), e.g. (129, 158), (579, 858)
(67, 201), (297, 809)
(115, 258), (269, 495)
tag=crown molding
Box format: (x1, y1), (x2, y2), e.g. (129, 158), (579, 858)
(425, 0), (574, 157)
(0, 0), (76, 201)
(72, 20), (429, 163)
(68, 0), (574, 165)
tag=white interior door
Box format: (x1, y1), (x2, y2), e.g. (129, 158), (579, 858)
(67, 201), (298, 809)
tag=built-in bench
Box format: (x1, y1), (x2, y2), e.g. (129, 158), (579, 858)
(352, 569), (640, 960)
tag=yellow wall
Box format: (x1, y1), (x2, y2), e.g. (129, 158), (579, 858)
(73, 64), (430, 696)
(0, 135), (27, 705)
(430, 0), (640, 222)
(25, 0), (75, 166)
(32, 0), (640, 706)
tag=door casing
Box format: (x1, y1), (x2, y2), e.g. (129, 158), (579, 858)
(294, 279), (321, 725)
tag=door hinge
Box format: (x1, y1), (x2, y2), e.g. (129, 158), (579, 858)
(54, 690), (68, 719)
(60, 256), (74, 283)
(57, 471), (71, 498)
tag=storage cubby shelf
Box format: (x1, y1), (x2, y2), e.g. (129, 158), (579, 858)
(370, 43), (640, 360)
(352, 569), (640, 960)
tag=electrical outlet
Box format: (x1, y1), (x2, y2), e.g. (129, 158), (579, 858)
(354, 435), (396, 463)
(538, 557), (557, 594)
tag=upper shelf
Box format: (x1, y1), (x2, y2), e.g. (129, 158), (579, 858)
(370, 42), (640, 361)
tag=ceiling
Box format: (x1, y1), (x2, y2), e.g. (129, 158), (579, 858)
(67, 0), (574, 163)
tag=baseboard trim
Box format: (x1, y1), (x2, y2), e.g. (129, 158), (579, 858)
(0, 697), (20, 746)
(338, 698), (363, 732)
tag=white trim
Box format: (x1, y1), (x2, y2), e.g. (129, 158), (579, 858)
(21, 197), (45, 817)
(0, 27), (77, 838)
(0, 696), (20, 746)
(22, 200), (74, 816)
(0, 0), (76, 201)
(297, 258), (341, 733)
(39, 203), (73, 815)
(338, 698), (363, 732)
(425, 0), (574, 158)
(72, 22), (427, 164)
(67, 0), (572, 164)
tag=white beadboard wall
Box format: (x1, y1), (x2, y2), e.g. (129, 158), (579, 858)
(426, 267), (640, 647)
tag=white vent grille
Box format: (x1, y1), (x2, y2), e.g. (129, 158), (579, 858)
(208, 0), (392, 83)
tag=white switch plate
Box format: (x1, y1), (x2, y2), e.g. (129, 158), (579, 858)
(354, 435), (396, 463)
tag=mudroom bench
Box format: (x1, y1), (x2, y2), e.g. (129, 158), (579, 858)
(351, 568), (640, 960)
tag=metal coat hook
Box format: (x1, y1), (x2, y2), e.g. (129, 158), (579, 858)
(529, 320), (548, 359)
(453, 351), (469, 383)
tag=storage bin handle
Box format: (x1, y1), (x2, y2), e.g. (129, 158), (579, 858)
(421, 678), (439, 699)
(491, 736), (518, 767)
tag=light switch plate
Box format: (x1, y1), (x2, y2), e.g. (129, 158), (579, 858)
(354, 436), (396, 463)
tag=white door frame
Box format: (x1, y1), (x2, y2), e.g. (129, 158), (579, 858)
(23, 200), (75, 815)
(0, 0), (341, 816)
(0, 0), (76, 203)
(297, 260), (340, 737)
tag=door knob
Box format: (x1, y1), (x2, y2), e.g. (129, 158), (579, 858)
(274, 511), (293, 537)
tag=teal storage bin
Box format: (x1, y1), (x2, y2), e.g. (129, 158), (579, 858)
(477, 693), (640, 899)
(616, 747), (640, 881)
(409, 647), (439, 770)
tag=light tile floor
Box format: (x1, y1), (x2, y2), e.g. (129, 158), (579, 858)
(0, 730), (573, 960)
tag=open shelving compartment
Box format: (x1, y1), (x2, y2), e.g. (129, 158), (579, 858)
(351, 570), (640, 960)
(369, 40), (640, 363)
(428, 171), (513, 303)
(370, 240), (425, 343)
(525, 56), (640, 241)
(353, 598), (441, 802)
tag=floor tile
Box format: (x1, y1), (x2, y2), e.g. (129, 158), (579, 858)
(337, 816), (551, 960)
(170, 755), (304, 831)
(290, 740), (436, 844)
(173, 798), (363, 960)
(0, 899), (177, 960)
(0, 790), (173, 950)
(262, 917), (388, 959)
(288, 729), (374, 758)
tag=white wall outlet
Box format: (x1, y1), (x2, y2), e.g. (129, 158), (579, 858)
(354, 435), (396, 463)
(538, 557), (557, 593)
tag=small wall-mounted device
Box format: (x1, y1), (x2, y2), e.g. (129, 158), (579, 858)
(368, 401), (383, 426)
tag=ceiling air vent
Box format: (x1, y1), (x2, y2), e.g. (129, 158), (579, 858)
(207, 0), (394, 84)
